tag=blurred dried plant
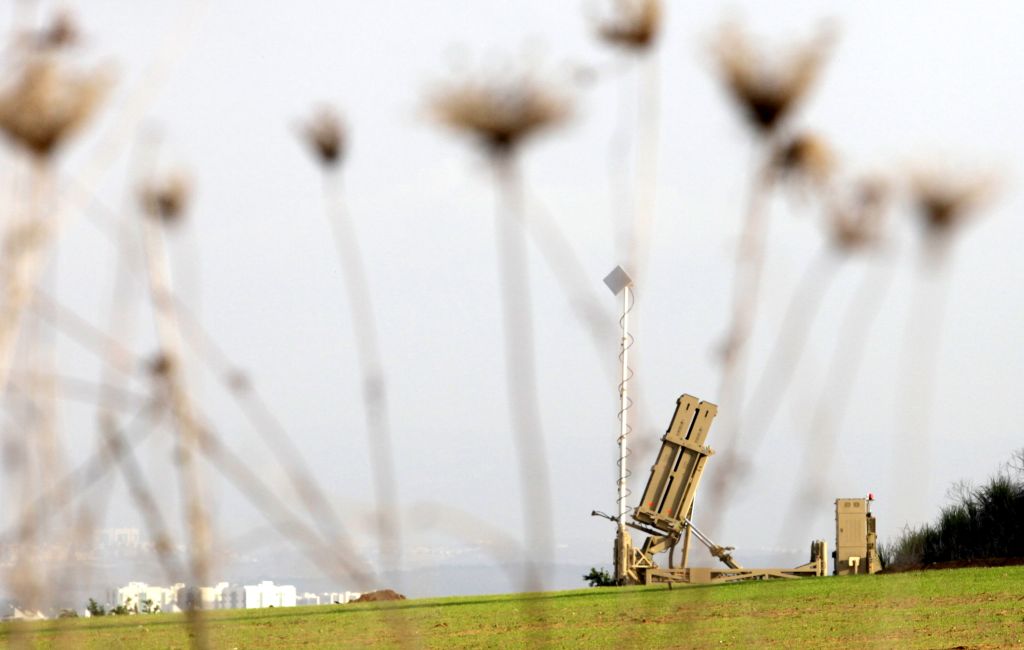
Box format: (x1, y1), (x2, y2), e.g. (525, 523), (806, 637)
(595, 0), (662, 52)
(430, 66), (571, 155)
(828, 177), (889, 251)
(0, 55), (109, 158)
(771, 132), (834, 191)
(898, 162), (997, 517)
(297, 103), (406, 597)
(736, 172), (892, 463)
(300, 107), (346, 167)
(909, 167), (995, 237)
(591, 0), (664, 280)
(779, 247), (897, 544)
(710, 21), (833, 136)
(139, 171), (192, 224)
(36, 11), (80, 50)
(429, 57), (570, 604)
(147, 351), (174, 378)
(0, 14), (113, 627)
(136, 162), (212, 646)
(703, 22), (837, 531)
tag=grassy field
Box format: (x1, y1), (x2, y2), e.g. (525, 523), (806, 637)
(3, 566), (1024, 648)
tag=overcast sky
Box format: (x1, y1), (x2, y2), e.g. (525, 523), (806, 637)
(4, 0), (1023, 595)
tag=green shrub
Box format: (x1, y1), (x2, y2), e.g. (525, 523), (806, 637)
(86, 598), (106, 617)
(883, 449), (1024, 567)
(583, 567), (616, 587)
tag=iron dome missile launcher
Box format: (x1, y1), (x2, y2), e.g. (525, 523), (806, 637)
(596, 394), (832, 585)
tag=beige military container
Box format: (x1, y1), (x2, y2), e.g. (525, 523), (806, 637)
(834, 497), (880, 575)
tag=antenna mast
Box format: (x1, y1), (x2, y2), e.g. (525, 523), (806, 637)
(617, 283), (632, 526)
(603, 265), (634, 581)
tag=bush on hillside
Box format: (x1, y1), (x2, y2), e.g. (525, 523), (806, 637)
(882, 449), (1024, 570)
(583, 567), (616, 587)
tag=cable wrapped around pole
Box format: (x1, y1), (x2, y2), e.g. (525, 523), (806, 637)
(617, 285), (634, 526)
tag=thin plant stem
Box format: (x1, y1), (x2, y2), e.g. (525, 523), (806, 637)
(190, 420), (409, 643)
(619, 54), (661, 452)
(99, 412), (186, 580)
(33, 227), (367, 590)
(0, 402), (166, 545)
(1, 0), (212, 366)
(0, 0), (208, 403)
(319, 171), (414, 646)
(51, 405), (173, 622)
(897, 243), (954, 519)
(718, 160), (774, 404)
(0, 160), (52, 400)
(97, 140), (148, 409)
(50, 140), (154, 614)
(192, 422), (371, 587)
(139, 211), (209, 649)
(320, 170), (402, 574)
(30, 291), (138, 381)
(492, 153), (552, 592)
(739, 249), (841, 454)
(631, 51), (661, 281)
(703, 159), (774, 528)
(2, 159), (53, 616)
(777, 251), (897, 540)
(523, 194), (617, 380)
(41, 181), (361, 563)
(607, 66), (634, 259)
(7, 372), (147, 410)
(523, 193), (656, 447)
(167, 291), (364, 566)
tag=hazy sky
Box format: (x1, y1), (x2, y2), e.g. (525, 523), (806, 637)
(4, 0), (1023, 595)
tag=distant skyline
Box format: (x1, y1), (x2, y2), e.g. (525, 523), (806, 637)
(1, 0), (1022, 597)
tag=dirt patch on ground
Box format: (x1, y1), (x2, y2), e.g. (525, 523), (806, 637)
(354, 589), (407, 603)
(882, 557), (1024, 574)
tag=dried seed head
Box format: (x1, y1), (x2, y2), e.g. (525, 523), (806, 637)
(140, 171), (192, 224)
(596, 0), (662, 52)
(12, 11), (79, 52)
(710, 21), (833, 135)
(0, 56), (109, 158)
(909, 167), (995, 236)
(771, 132), (834, 189)
(39, 11), (79, 49)
(300, 107), (345, 167)
(828, 177), (889, 252)
(153, 535), (172, 555)
(148, 352), (174, 377)
(430, 64), (571, 155)
(227, 370), (250, 393)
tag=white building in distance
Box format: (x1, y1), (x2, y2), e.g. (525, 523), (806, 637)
(297, 591), (362, 606)
(228, 581), (296, 609)
(3, 606), (47, 621)
(107, 581), (183, 613)
(109, 580), (302, 611)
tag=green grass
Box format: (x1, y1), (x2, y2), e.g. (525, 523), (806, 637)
(4, 566), (1024, 648)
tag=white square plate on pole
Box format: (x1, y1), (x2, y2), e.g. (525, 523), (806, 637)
(603, 265), (633, 296)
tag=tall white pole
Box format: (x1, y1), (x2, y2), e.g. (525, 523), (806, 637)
(603, 265), (634, 583)
(618, 285), (630, 529)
